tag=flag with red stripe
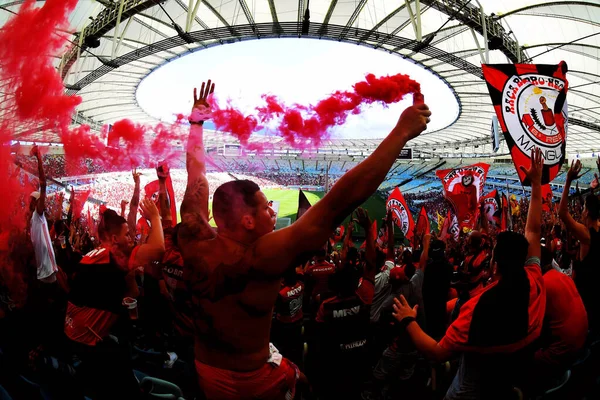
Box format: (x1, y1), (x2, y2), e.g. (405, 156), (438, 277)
(413, 206), (430, 247)
(482, 62), (568, 185)
(386, 187), (414, 242)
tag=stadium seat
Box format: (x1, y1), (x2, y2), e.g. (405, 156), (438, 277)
(141, 376), (183, 399)
(536, 370), (571, 400)
(0, 385), (13, 400)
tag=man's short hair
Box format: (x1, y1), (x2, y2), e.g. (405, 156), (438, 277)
(494, 231), (529, 278)
(585, 194), (600, 221)
(212, 180), (261, 230)
(98, 209), (127, 241)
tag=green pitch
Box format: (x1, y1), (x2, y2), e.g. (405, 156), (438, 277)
(187, 188), (437, 241)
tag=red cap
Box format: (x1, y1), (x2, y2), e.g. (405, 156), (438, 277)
(413, 92), (424, 105)
(390, 266), (407, 281)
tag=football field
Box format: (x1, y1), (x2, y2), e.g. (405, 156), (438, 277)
(262, 189), (388, 228)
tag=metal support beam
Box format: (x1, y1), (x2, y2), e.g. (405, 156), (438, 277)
(470, 27), (486, 64)
(238, 0), (258, 35)
(111, 0), (127, 59)
(267, 0), (282, 33)
(403, 0), (422, 41)
(114, 16), (134, 57)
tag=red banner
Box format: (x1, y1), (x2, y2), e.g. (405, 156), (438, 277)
(482, 62), (568, 185)
(386, 187), (414, 241)
(413, 206), (431, 247)
(72, 189), (91, 219)
(436, 163), (490, 230)
(480, 189), (501, 226)
(144, 177), (177, 223)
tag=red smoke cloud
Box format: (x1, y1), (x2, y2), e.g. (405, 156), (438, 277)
(210, 73), (421, 147)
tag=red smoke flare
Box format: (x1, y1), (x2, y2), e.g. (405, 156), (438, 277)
(210, 73), (421, 147)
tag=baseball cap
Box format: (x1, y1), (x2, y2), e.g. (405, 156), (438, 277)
(30, 191), (40, 200)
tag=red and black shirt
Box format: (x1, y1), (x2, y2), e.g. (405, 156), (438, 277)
(440, 258), (545, 354)
(65, 246), (139, 346)
(305, 261), (336, 301)
(274, 281), (304, 324)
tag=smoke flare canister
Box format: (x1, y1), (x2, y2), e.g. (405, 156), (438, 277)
(413, 92), (424, 105)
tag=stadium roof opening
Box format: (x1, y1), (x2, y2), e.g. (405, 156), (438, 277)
(136, 38), (459, 140)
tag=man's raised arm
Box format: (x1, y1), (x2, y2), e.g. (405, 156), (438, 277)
(179, 80), (215, 243)
(133, 198), (165, 266)
(520, 148), (544, 260)
(156, 163), (172, 225)
(31, 145), (46, 216)
(255, 103), (431, 274)
(127, 169), (141, 240)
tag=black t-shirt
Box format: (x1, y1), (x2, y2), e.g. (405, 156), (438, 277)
(422, 258), (453, 339)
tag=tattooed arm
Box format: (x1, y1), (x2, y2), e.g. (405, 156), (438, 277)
(179, 80), (216, 244)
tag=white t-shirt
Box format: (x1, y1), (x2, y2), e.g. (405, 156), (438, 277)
(370, 260), (396, 323)
(30, 211), (58, 281)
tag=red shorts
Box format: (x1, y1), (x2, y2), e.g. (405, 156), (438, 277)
(195, 358), (299, 400)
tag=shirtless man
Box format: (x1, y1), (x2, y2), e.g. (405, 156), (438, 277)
(178, 80), (431, 399)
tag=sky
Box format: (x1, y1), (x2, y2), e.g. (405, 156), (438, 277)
(136, 38), (459, 140)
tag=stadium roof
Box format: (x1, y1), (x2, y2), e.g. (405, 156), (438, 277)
(3, 0), (600, 157)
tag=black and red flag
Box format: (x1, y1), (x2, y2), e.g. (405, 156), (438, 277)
(296, 189), (311, 220)
(482, 62), (568, 185)
(436, 163), (489, 231)
(386, 187), (414, 242)
(413, 206), (431, 247)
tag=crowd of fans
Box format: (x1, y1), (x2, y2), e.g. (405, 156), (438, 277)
(1, 84), (599, 400)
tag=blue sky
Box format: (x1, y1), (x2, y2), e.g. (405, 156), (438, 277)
(136, 38), (458, 140)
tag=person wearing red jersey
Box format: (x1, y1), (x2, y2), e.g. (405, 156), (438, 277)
(64, 199), (165, 399)
(527, 246), (587, 393)
(393, 148), (546, 400)
(305, 248), (336, 307)
(177, 80), (430, 400)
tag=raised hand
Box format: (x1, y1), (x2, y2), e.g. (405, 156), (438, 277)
(353, 207), (371, 231)
(519, 147), (544, 185)
(192, 79), (215, 111)
(156, 162), (170, 180)
(566, 159), (582, 182)
(392, 295), (418, 323)
(30, 144), (40, 158)
(132, 168), (142, 184)
(394, 103), (431, 142)
(139, 197), (159, 221)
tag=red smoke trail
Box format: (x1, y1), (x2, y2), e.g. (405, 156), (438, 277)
(210, 73), (421, 147)
(0, 0), (187, 233)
